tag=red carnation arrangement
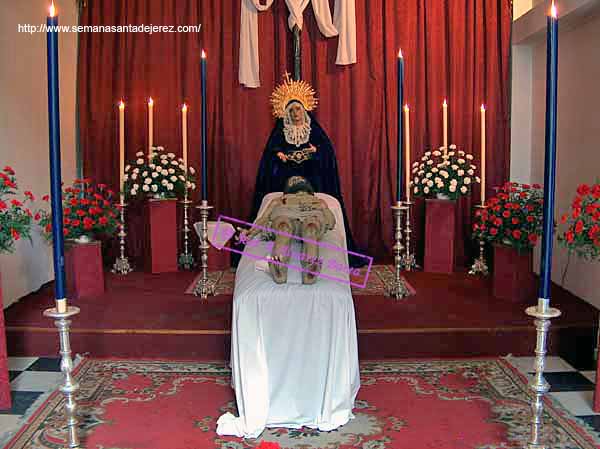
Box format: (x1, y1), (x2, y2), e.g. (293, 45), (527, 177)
(558, 182), (600, 261)
(0, 166), (36, 254)
(473, 182), (544, 252)
(39, 178), (120, 241)
(256, 442), (281, 449)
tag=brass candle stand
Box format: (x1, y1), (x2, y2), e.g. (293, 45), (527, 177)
(525, 298), (561, 448)
(399, 199), (418, 271)
(193, 199), (216, 298)
(111, 201), (133, 274)
(43, 305), (80, 448)
(385, 201), (411, 300)
(469, 204), (489, 276)
(178, 189), (195, 270)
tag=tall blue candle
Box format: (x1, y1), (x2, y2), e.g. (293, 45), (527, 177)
(539, 3), (558, 301)
(200, 50), (207, 200)
(397, 50), (404, 203)
(46, 2), (67, 303)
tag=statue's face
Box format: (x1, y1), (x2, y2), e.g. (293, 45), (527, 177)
(288, 103), (305, 126)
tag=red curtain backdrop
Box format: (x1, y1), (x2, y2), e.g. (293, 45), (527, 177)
(78, 0), (512, 263)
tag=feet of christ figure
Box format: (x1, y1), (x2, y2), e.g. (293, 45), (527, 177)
(249, 74), (364, 266)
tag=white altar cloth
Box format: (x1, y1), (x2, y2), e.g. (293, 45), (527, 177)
(216, 193), (360, 438)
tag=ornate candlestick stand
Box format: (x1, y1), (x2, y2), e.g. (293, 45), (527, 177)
(111, 202), (133, 274)
(193, 199), (216, 298)
(469, 204), (489, 276)
(43, 305), (80, 448)
(399, 200), (418, 271)
(178, 189), (195, 270)
(385, 201), (411, 300)
(525, 298), (561, 448)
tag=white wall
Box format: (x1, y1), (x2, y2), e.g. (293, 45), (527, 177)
(530, 11), (600, 308)
(0, 0), (78, 307)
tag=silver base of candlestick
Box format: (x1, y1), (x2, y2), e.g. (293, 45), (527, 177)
(385, 201), (411, 300)
(111, 202), (133, 275)
(399, 200), (419, 271)
(43, 306), (81, 448)
(178, 196), (196, 270)
(192, 200), (216, 299)
(469, 205), (489, 276)
(525, 298), (561, 449)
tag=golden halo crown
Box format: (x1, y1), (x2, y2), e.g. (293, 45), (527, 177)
(270, 73), (318, 118)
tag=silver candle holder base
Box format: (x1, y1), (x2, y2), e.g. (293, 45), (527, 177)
(111, 202), (133, 275)
(399, 200), (419, 271)
(469, 205), (489, 276)
(43, 305), (81, 448)
(525, 298), (561, 449)
(178, 195), (196, 270)
(385, 201), (411, 300)
(192, 200), (216, 298)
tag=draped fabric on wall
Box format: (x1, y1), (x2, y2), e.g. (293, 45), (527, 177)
(78, 0), (512, 263)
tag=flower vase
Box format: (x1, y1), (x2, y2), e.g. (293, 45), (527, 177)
(65, 237), (105, 299)
(144, 198), (178, 273)
(492, 244), (536, 303)
(436, 193), (451, 200)
(0, 274), (11, 410)
(424, 198), (457, 273)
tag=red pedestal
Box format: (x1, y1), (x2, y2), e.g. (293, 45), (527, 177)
(0, 276), (12, 410)
(65, 241), (105, 299)
(208, 244), (231, 271)
(424, 199), (456, 274)
(492, 244), (536, 303)
(144, 199), (178, 273)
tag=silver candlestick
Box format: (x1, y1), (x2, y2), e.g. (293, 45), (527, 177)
(43, 305), (80, 448)
(178, 190), (195, 270)
(193, 199), (216, 298)
(399, 200), (418, 271)
(385, 201), (411, 300)
(525, 298), (561, 449)
(111, 202), (133, 275)
(469, 204), (489, 276)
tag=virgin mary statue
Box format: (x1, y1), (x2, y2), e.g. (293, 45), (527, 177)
(250, 74), (364, 266)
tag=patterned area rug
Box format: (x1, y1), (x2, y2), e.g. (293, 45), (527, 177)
(185, 264), (414, 296)
(6, 358), (599, 449)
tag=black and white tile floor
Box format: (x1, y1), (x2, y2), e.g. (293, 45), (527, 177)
(0, 356), (599, 446)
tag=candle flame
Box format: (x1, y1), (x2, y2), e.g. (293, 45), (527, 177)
(398, 49), (403, 58)
(481, 104), (486, 111)
(148, 97), (154, 106)
(550, 1), (557, 18)
(182, 104), (188, 112)
(443, 99), (447, 107)
(49, 1), (56, 17)
(118, 100), (125, 110)
(404, 104), (409, 112)
(201, 49), (206, 59)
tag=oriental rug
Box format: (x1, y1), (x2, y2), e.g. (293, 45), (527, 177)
(5, 358), (599, 449)
(185, 264), (415, 296)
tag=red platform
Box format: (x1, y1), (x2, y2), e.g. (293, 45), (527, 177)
(65, 241), (105, 299)
(0, 276), (11, 409)
(492, 244), (536, 303)
(144, 199), (178, 273)
(424, 199), (456, 274)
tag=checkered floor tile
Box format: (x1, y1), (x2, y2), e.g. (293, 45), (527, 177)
(0, 355), (599, 444)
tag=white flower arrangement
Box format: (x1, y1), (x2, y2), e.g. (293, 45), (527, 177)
(410, 145), (480, 200)
(124, 146), (197, 200)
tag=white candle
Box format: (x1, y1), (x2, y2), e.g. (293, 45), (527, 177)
(182, 104), (188, 171)
(404, 104), (411, 202)
(480, 104), (486, 205)
(119, 100), (125, 204)
(148, 97), (154, 160)
(443, 99), (448, 154)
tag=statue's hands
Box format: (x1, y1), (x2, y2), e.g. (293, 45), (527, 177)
(307, 144), (317, 154)
(277, 152), (288, 162)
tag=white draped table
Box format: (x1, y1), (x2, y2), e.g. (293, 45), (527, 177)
(216, 193), (360, 438)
